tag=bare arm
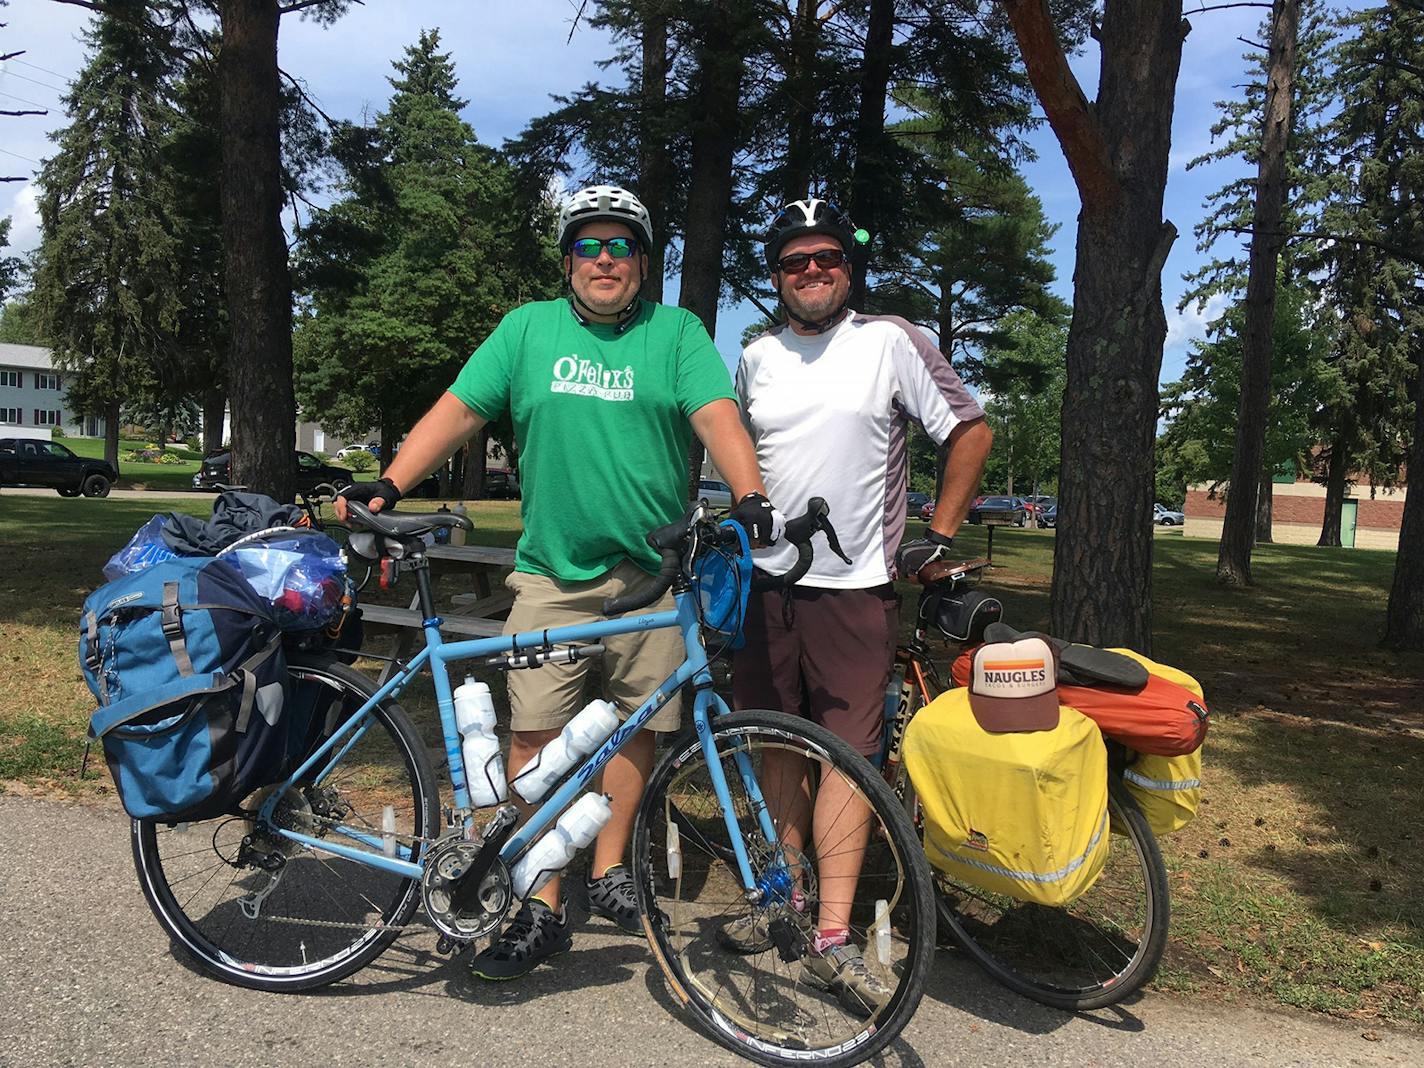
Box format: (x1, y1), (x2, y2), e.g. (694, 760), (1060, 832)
(334, 391), (487, 519)
(690, 398), (767, 502)
(929, 417), (993, 540)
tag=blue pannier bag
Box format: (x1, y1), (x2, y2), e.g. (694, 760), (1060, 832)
(79, 556), (290, 821)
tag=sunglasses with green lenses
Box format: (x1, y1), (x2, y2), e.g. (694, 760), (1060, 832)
(571, 237), (640, 259)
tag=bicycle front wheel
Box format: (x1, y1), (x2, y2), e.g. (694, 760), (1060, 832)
(131, 655), (439, 992)
(933, 779), (1170, 1010)
(633, 710), (935, 1068)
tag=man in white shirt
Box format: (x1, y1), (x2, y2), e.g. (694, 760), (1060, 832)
(726, 197), (992, 1015)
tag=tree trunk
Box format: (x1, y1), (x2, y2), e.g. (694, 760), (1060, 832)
(782, 0), (818, 203)
(1255, 464), (1274, 544)
(1004, 0), (1187, 653)
(1318, 435), (1348, 546)
(638, 3), (669, 303)
(1216, 0), (1299, 586)
(104, 399), (120, 470)
(219, 0), (295, 502)
(1384, 351), (1424, 649)
(202, 385), (226, 452)
(463, 429), (489, 500)
(679, 0), (747, 498)
(847, 0), (894, 312)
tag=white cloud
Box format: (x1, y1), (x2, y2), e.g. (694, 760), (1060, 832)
(1165, 289), (1230, 352)
(3, 183), (42, 257)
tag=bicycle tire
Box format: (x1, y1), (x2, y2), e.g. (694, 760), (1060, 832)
(632, 710), (935, 1068)
(933, 778), (1170, 1010)
(131, 655), (440, 992)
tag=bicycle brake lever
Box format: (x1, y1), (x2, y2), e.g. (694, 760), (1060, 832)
(818, 515), (853, 566)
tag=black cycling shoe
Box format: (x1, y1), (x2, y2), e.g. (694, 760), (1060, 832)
(586, 865), (642, 934)
(469, 898), (572, 980)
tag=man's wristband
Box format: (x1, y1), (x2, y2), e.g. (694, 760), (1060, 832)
(926, 528), (954, 548)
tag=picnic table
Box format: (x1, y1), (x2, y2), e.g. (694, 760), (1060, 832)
(356, 542), (517, 680)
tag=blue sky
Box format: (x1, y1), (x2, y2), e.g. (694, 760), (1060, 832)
(0, 1), (1363, 382)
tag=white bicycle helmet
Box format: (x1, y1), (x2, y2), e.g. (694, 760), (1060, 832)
(558, 184), (654, 253)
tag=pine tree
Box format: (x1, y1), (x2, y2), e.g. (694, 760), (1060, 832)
(30, 0), (183, 468)
(293, 30), (562, 477)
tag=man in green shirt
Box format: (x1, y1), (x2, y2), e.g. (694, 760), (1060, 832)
(337, 184), (778, 980)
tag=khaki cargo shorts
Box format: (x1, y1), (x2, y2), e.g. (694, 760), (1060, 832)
(503, 560), (684, 734)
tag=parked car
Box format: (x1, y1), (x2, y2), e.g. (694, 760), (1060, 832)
(906, 491), (930, 518)
(0, 437), (118, 498)
(1040, 504), (1057, 528)
(919, 499), (936, 522)
(698, 478), (733, 508)
(968, 495), (1027, 526)
(484, 468), (521, 500)
(1154, 502), (1185, 526)
(192, 450), (355, 494)
(335, 444), (371, 460)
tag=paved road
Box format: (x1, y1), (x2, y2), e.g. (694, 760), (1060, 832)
(0, 486), (215, 500)
(1, 794), (1418, 1068)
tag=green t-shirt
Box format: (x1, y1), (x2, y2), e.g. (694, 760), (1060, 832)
(450, 299), (735, 580)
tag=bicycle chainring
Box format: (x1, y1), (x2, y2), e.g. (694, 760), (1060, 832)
(422, 836), (512, 940)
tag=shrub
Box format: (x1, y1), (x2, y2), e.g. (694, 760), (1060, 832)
(51, 425), (67, 438)
(344, 450), (378, 473)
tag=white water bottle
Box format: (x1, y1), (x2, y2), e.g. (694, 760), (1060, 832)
(511, 698), (620, 803)
(511, 793), (614, 900)
(454, 676), (507, 806)
(451, 501), (468, 546)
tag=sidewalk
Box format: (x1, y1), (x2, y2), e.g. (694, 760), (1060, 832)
(1, 792), (1418, 1068)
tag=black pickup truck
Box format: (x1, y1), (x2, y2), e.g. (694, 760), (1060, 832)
(0, 437), (118, 497)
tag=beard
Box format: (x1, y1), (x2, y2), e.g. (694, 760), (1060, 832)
(783, 277), (847, 324)
(573, 272), (639, 316)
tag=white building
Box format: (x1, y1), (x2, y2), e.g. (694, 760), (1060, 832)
(0, 343), (107, 437)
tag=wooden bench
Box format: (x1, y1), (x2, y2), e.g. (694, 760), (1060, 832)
(358, 542), (518, 681)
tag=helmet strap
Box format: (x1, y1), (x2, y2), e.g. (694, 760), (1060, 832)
(567, 264), (645, 334)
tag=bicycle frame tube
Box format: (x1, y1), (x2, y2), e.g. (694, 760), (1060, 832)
(266, 575), (777, 895)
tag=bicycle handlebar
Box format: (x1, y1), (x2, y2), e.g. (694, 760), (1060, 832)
(601, 497), (848, 617)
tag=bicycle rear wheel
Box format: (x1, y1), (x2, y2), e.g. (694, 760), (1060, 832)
(933, 779), (1170, 1010)
(130, 655), (439, 992)
(633, 710), (935, 1068)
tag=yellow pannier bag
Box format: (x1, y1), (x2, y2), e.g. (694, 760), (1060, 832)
(1123, 749), (1202, 835)
(903, 688), (1109, 907)
(1109, 649), (1204, 836)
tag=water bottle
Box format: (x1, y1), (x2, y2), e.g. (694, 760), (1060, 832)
(511, 793), (613, 900)
(382, 805), (397, 858)
(451, 502), (468, 546)
(872, 898), (892, 965)
(454, 676), (507, 806)
(434, 503), (452, 545)
(510, 698), (620, 804)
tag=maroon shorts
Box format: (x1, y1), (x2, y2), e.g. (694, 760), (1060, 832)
(732, 584), (899, 757)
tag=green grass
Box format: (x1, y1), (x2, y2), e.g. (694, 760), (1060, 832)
(62, 437), (205, 491)
(2, 505), (1421, 1026)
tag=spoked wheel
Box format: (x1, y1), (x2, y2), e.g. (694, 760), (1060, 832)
(633, 710), (935, 1068)
(130, 656), (439, 991)
(933, 779), (1170, 1010)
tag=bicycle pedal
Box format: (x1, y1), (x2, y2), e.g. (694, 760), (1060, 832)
(435, 934), (473, 956)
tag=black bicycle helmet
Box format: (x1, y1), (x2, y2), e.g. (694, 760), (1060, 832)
(763, 198), (867, 268)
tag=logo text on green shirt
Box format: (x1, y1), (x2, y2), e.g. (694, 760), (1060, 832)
(551, 354), (636, 402)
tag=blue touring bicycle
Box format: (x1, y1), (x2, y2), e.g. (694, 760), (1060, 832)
(128, 497), (935, 1067)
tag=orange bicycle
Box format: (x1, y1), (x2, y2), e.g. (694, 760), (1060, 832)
(880, 559), (1170, 1011)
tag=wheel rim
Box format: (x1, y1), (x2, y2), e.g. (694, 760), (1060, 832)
(132, 667), (429, 983)
(933, 790), (1160, 1003)
(638, 722), (926, 1060)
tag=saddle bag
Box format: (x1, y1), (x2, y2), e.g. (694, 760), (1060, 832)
(904, 687), (1110, 907)
(80, 556), (290, 821)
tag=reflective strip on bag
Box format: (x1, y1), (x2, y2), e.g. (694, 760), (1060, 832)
(1124, 767), (1201, 792)
(927, 808), (1108, 885)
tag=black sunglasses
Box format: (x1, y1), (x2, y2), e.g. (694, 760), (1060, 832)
(571, 237), (640, 259)
(776, 249), (848, 274)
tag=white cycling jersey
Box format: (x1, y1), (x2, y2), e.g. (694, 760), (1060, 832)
(736, 312), (983, 588)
